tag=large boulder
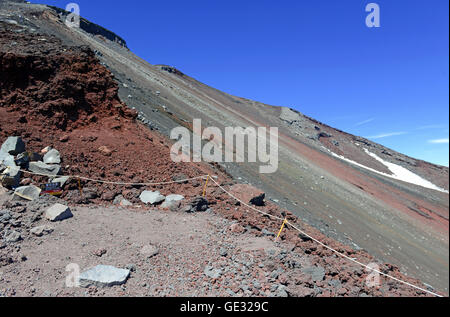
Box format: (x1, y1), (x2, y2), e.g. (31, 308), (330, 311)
(43, 149), (61, 164)
(139, 191), (165, 205)
(78, 265), (130, 288)
(14, 185), (41, 201)
(1, 137), (25, 155)
(28, 161), (61, 176)
(229, 184), (266, 206)
(44, 203), (73, 221)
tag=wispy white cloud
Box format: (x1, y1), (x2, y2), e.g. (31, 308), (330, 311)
(366, 132), (407, 139)
(355, 118), (375, 127)
(428, 138), (449, 144)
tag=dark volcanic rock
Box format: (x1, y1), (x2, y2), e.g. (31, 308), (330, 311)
(230, 184), (266, 207)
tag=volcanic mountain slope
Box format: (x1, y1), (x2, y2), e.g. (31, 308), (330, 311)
(0, 0), (448, 294)
(0, 20), (441, 299)
(1, 18), (440, 299)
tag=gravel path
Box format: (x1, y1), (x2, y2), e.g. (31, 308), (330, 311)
(0, 189), (438, 297)
(0, 194), (302, 297)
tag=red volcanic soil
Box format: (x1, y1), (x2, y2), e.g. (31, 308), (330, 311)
(0, 29), (224, 203)
(0, 28), (440, 297)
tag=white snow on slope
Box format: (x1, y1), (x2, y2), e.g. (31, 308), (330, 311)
(330, 149), (449, 194)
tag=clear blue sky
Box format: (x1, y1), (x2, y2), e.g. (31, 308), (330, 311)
(32, 0), (449, 166)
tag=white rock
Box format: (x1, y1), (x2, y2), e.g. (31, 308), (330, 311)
(45, 203), (73, 222)
(79, 265), (130, 288)
(165, 194), (185, 202)
(4, 230), (21, 243)
(51, 176), (70, 187)
(160, 194), (184, 209)
(0, 150), (16, 168)
(43, 149), (61, 164)
(1, 137), (25, 155)
(29, 161), (61, 176)
(140, 245), (159, 258)
(139, 191), (165, 205)
(14, 185), (41, 201)
(30, 225), (54, 237)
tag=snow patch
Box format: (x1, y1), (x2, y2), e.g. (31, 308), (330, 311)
(330, 149), (448, 194)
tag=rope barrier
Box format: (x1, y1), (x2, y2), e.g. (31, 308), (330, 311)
(208, 177), (285, 222)
(3, 165), (209, 186)
(285, 221), (443, 297)
(208, 177), (443, 298)
(1, 163), (443, 297)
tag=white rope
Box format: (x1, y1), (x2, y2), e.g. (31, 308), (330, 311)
(208, 177), (285, 222)
(4, 165), (209, 186)
(208, 177), (443, 297)
(286, 221), (443, 297)
(2, 162), (443, 297)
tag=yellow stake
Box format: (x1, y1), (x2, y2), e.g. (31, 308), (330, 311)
(202, 174), (210, 197)
(275, 218), (288, 242)
(77, 178), (83, 196)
